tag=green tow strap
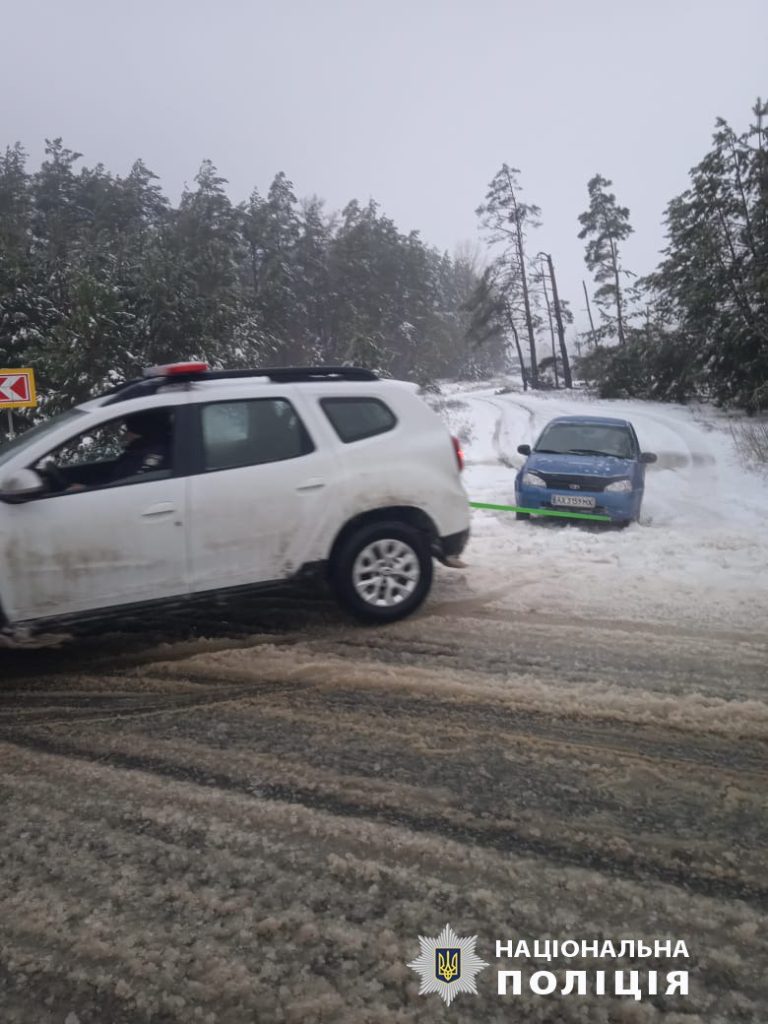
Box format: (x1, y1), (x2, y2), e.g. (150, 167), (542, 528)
(469, 500), (612, 522)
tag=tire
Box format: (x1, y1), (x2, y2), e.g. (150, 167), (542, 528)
(331, 521), (433, 623)
(515, 511), (530, 521)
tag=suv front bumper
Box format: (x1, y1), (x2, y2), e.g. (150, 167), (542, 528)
(515, 484), (642, 521)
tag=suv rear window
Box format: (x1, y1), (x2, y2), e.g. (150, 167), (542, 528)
(321, 397), (396, 443)
(201, 399), (314, 471)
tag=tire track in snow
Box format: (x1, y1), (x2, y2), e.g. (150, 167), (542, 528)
(4, 715), (767, 910)
(2, 601), (767, 1021)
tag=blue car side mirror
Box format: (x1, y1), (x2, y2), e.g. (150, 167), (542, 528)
(517, 444), (531, 456)
(640, 452), (657, 464)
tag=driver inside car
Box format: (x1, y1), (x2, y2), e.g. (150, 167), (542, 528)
(62, 410), (173, 493)
(107, 410), (172, 481)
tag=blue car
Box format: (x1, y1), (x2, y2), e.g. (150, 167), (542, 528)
(514, 416), (657, 525)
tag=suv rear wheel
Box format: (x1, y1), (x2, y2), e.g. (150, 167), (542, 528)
(331, 521), (433, 623)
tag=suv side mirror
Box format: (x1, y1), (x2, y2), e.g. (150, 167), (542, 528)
(0, 468), (45, 503)
(640, 452), (657, 464)
(517, 444), (531, 456)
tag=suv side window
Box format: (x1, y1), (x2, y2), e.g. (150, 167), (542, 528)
(30, 408), (175, 496)
(320, 397), (396, 443)
(201, 398), (314, 471)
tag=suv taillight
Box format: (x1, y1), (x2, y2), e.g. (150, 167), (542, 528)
(452, 436), (464, 472)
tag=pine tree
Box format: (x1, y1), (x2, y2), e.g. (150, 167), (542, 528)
(294, 196), (332, 361)
(648, 100), (768, 409)
(476, 164), (541, 385)
(0, 144), (47, 371)
(173, 160), (243, 364)
(578, 174), (633, 346)
(240, 172), (301, 359)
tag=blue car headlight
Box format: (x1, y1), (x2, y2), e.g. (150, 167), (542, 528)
(605, 479), (632, 493)
(522, 471), (546, 488)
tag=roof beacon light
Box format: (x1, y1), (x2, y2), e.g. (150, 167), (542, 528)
(143, 361), (209, 378)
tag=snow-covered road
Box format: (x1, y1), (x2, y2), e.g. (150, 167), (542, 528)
(435, 385), (768, 633)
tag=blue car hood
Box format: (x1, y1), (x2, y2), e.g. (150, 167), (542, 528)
(525, 451), (635, 476)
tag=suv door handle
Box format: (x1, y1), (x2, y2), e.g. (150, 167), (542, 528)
(296, 479), (325, 492)
(142, 502), (176, 517)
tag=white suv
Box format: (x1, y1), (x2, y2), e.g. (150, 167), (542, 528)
(0, 364), (470, 632)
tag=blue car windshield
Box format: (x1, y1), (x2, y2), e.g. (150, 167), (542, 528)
(535, 423), (634, 458)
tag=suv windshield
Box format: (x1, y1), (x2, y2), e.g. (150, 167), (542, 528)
(0, 409), (86, 470)
(535, 422), (635, 458)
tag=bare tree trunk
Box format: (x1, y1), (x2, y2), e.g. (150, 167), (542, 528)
(505, 303), (528, 391)
(517, 230), (538, 386)
(539, 261), (559, 387)
(545, 254), (573, 389)
(516, 234), (538, 387)
(504, 167), (538, 386)
(583, 280), (598, 348)
(609, 238), (626, 345)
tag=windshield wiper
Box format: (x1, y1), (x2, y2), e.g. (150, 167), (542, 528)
(533, 448), (563, 454)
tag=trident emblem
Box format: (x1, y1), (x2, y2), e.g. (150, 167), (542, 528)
(436, 948), (461, 982)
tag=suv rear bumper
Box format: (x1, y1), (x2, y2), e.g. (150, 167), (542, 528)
(435, 528), (469, 562)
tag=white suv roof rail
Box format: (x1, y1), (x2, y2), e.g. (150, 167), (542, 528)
(100, 365), (379, 406)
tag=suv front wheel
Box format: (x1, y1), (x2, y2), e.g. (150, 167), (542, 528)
(331, 521), (433, 623)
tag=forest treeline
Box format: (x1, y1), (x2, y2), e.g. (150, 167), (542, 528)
(0, 143), (505, 415)
(1, 95), (766, 418)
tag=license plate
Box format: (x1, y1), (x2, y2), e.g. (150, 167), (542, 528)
(551, 494), (596, 509)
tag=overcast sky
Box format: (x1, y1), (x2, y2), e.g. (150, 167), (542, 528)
(2, 0), (767, 336)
